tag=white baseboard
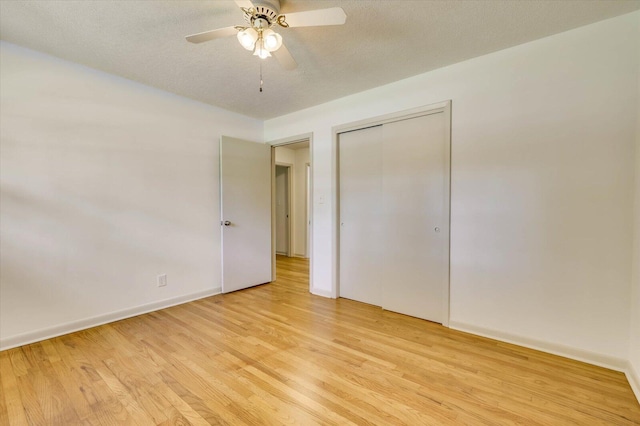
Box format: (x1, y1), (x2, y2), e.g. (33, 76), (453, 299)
(626, 361), (640, 404)
(310, 287), (334, 298)
(449, 320), (627, 373)
(0, 288), (221, 351)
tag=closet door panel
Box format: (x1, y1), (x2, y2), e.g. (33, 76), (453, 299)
(338, 126), (384, 306)
(381, 113), (448, 322)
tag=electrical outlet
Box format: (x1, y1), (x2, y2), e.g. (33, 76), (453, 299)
(158, 274), (167, 287)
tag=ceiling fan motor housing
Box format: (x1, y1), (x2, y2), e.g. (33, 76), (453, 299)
(245, 0), (281, 27)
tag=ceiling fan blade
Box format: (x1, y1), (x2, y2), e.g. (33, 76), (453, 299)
(282, 7), (346, 28)
(234, 0), (254, 9)
(274, 44), (297, 70)
(185, 26), (238, 44)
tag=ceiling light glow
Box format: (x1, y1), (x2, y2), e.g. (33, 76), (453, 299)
(237, 28), (258, 50)
(262, 29), (283, 52)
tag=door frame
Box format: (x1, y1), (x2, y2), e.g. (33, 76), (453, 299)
(268, 133), (314, 291)
(275, 163), (293, 257)
(332, 101), (452, 326)
(305, 162), (311, 259)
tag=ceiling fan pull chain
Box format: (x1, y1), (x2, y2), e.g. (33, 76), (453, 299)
(260, 60), (264, 93)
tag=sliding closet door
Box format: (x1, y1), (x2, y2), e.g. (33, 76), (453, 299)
(338, 125), (384, 306)
(381, 113), (448, 323)
(338, 105), (450, 324)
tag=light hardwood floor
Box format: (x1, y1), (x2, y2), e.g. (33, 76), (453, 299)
(1, 255), (639, 425)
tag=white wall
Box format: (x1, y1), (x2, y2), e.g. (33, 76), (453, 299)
(265, 12), (640, 367)
(0, 42), (263, 349)
(629, 11), (640, 400)
(275, 146), (296, 165)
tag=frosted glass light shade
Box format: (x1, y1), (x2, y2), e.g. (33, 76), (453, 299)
(237, 28), (258, 50)
(262, 29), (283, 52)
(253, 42), (272, 59)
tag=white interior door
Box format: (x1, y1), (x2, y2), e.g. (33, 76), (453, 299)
(220, 136), (272, 293)
(338, 125), (384, 307)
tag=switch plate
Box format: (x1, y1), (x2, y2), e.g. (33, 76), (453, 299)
(158, 274), (167, 287)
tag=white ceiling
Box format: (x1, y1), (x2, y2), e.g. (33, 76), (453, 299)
(1, 1), (638, 120)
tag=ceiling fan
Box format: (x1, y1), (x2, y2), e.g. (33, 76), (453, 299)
(185, 0), (347, 70)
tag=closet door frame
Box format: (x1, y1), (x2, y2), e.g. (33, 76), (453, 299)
(332, 100), (452, 326)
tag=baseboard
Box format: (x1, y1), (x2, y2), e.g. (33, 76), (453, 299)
(310, 287), (333, 298)
(0, 288), (221, 351)
(449, 320), (627, 373)
(626, 361), (640, 404)
(276, 253), (308, 259)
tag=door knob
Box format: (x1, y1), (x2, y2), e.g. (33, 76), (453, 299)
(434, 227), (440, 233)
(222, 221), (231, 226)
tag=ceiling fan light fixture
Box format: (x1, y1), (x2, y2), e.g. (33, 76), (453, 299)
(185, 1), (347, 71)
(254, 49), (272, 59)
(253, 40), (272, 59)
(237, 27), (258, 50)
(262, 29), (283, 52)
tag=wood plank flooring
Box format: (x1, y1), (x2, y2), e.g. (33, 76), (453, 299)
(1, 255), (639, 425)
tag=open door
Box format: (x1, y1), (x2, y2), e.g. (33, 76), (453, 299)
(220, 136), (272, 293)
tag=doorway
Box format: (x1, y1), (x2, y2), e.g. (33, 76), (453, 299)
(275, 164), (292, 256)
(271, 136), (312, 290)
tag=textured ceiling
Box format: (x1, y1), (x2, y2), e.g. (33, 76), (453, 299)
(1, 1), (638, 119)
